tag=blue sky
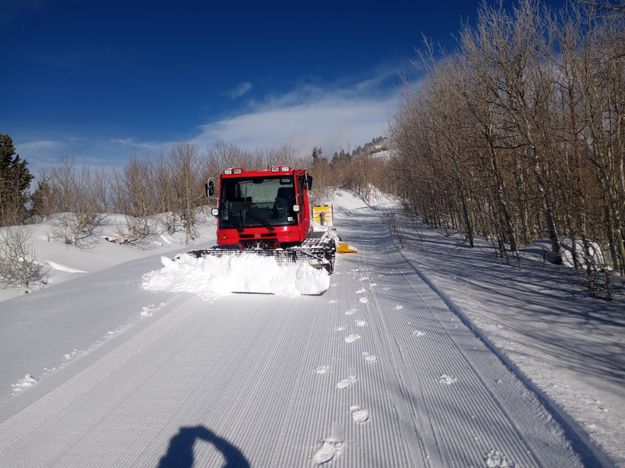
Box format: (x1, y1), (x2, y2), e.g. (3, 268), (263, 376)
(1, 0), (565, 169)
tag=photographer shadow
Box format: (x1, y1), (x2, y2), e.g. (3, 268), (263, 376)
(158, 425), (250, 468)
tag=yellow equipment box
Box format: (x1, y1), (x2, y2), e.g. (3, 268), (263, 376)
(313, 205), (334, 226)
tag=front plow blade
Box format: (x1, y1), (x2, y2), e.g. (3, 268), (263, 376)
(144, 250), (331, 299)
(187, 245), (335, 274)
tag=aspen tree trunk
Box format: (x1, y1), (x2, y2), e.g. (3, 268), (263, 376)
(527, 144), (562, 263)
(484, 131), (519, 256)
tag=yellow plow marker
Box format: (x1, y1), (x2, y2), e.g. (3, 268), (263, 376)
(337, 241), (358, 254)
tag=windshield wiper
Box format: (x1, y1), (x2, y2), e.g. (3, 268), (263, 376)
(224, 207), (244, 232)
(246, 209), (275, 232)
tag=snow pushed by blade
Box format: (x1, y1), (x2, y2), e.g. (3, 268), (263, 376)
(142, 253), (330, 298)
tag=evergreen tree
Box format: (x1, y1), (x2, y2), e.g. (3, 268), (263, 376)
(30, 177), (54, 219)
(0, 134), (34, 225)
(312, 146), (327, 164)
(312, 146), (321, 163)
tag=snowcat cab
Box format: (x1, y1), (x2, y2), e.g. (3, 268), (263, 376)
(213, 166), (313, 250)
(189, 165), (338, 273)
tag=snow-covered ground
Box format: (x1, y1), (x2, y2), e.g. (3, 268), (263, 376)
(383, 207), (625, 466)
(0, 190), (621, 466)
(0, 214), (219, 303)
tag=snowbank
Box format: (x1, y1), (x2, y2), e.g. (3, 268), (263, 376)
(0, 214), (217, 303)
(559, 238), (605, 269)
(142, 253), (330, 299)
(330, 190), (368, 211)
(330, 186), (398, 211)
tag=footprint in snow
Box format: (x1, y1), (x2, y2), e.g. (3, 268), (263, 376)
(359, 297), (368, 304)
(345, 334), (361, 344)
(140, 305), (155, 317)
(336, 376), (357, 389)
(355, 320), (368, 327)
(412, 330), (426, 337)
(362, 352), (378, 363)
(12, 374), (38, 393)
(344, 308), (357, 316)
(350, 405), (370, 424)
(64, 348), (79, 360)
(484, 449), (513, 468)
(355, 288), (366, 294)
(439, 374), (458, 385)
(313, 438), (344, 465)
(314, 365), (330, 375)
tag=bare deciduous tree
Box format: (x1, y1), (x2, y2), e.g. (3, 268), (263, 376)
(390, 0), (625, 295)
(0, 228), (47, 288)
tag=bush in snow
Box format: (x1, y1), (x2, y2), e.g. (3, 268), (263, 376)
(41, 159), (109, 248)
(50, 212), (107, 248)
(0, 228), (47, 288)
(106, 215), (158, 247)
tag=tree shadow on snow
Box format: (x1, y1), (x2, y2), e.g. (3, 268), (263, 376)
(158, 425), (250, 468)
(339, 208), (625, 386)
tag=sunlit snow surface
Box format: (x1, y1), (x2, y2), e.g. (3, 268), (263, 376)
(142, 253), (330, 299)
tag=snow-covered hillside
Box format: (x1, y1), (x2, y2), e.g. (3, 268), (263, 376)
(0, 190), (622, 467)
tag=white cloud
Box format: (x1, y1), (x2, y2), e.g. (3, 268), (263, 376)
(226, 81), (253, 99)
(110, 137), (165, 152)
(16, 137), (165, 171)
(16, 69), (404, 169)
(194, 71), (401, 156)
(192, 93), (396, 156)
(17, 140), (62, 151)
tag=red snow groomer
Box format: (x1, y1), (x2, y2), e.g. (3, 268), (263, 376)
(189, 165), (354, 273)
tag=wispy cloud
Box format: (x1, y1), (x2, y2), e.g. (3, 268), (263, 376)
(226, 81), (253, 99)
(193, 93), (396, 156)
(110, 137), (165, 152)
(195, 69), (402, 156)
(15, 137), (166, 171)
(16, 67), (406, 169)
(18, 140), (63, 152)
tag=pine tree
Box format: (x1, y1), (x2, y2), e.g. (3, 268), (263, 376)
(0, 134), (34, 226)
(312, 146), (325, 164)
(30, 177), (54, 219)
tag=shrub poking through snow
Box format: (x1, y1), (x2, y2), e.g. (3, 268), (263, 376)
(0, 228), (47, 288)
(50, 212), (106, 248)
(105, 216), (158, 247)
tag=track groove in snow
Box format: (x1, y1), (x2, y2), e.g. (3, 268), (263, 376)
(0, 199), (587, 466)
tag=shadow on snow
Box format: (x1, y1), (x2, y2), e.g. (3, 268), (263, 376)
(158, 425), (250, 468)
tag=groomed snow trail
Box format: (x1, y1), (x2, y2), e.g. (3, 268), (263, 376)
(0, 202), (583, 466)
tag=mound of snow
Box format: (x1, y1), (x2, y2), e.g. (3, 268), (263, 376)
(330, 190), (368, 211)
(45, 260), (87, 274)
(142, 253), (330, 299)
(560, 238), (605, 269)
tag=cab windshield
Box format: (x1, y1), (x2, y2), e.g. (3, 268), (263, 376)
(219, 176), (296, 229)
